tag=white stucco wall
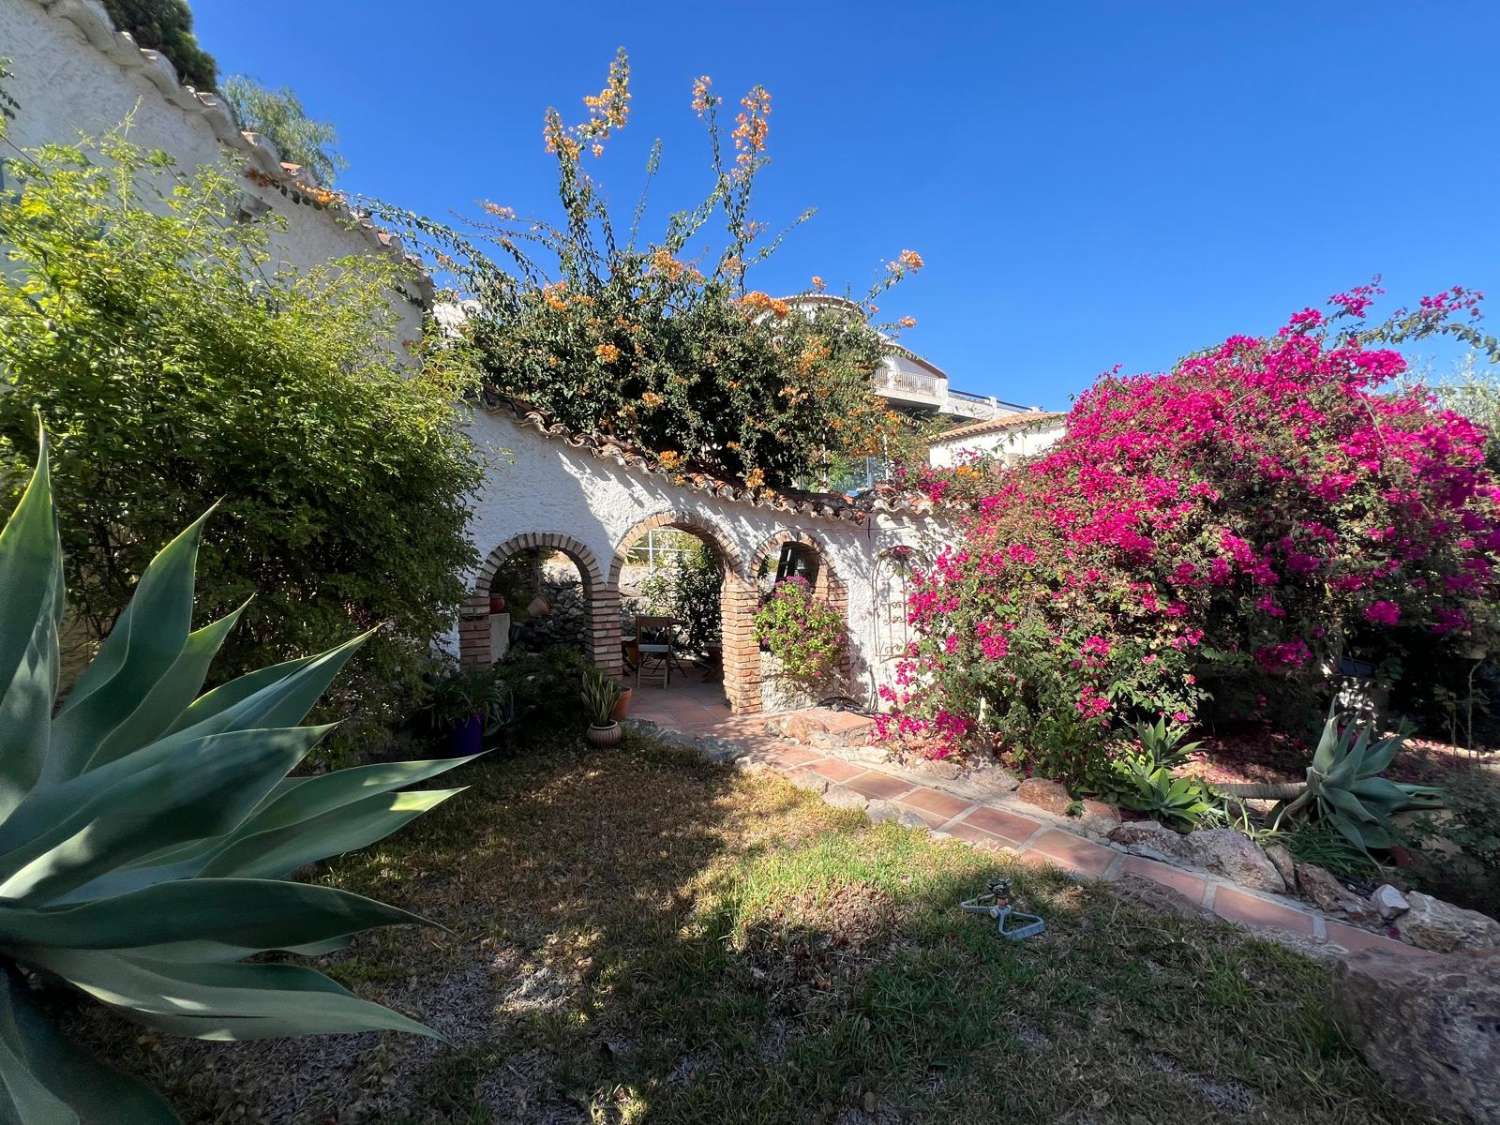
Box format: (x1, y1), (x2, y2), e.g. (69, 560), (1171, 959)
(928, 417), (1066, 468)
(0, 0), (425, 351)
(460, 409), (951, 709)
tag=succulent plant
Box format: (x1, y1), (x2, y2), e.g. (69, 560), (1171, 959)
(0, 434), (475, 1122)
(580, 665), (622, 726)
(1220, 709), (1443, 852)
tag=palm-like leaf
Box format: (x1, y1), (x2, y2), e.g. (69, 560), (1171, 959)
(0, 433), (477, 1122)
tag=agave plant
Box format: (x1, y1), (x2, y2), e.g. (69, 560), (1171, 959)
(1219, 709), (1443, 852)
(1106, 755), (1218, 830)
(0, 435), (475, 1122)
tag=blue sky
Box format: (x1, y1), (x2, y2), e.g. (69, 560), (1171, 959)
(194, 1), (1499, 409)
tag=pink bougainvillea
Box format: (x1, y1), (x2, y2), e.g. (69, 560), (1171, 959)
(881, 286), (1500, 777)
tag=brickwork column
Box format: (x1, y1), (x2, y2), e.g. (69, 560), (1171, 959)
(720, 573), (763, 713)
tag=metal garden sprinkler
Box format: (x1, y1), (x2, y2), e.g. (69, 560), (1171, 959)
(959, 879), (1045, 941)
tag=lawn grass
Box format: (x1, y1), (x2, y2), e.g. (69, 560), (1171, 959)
(83, 734), (1446, 1124)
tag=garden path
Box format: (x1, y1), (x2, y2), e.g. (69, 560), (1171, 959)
(630, 701), (1435, 965)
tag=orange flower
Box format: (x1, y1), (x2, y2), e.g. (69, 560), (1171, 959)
(642, 391), (664, 407)
(732, 85), (772, 166)
(595, 342), (621, 363)
(691, 75), (714, 116)
(658, 450), (683, 470)
(898, 315), (917, 328)
(744, 467), (766, 489)
(481, 201), (516, 220)
(740, 291), (790, 317)
(811, 275), (826, 291)
(541, 281), (568, 311)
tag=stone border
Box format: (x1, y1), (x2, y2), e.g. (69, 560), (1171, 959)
(638, 712), (1438, 964)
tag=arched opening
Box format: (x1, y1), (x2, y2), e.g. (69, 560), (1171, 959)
(750, 531), (852, 711)
(460, 532), (611, 669)
(607, 512), (759, 717)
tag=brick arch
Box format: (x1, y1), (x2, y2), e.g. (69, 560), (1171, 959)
(607, 510), (746, 586)
(607, 510), (763, 712)
(459, 532), (611, 667)
(750, 530), (852, 694)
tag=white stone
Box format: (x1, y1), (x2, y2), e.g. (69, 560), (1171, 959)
(1370, 884), (1410, 921)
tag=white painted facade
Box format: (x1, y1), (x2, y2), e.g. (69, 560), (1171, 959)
(460, 408), (949, 709)
(0, 0), (426, 350)
(927, 414), (1067, 468)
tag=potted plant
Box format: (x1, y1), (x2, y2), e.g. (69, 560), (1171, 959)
(582, 666), (624, 747)
(611, 683), (634, 720)
(428, 662), (511, 757)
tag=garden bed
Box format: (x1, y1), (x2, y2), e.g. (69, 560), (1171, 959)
(72, 735), (1448, 1123)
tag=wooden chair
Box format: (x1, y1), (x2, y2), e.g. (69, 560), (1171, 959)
(633, 614), (685, 687)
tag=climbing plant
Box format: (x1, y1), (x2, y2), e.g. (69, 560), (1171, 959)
(371, 51), (926, 493)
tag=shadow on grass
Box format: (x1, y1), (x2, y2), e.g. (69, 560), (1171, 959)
(73, 733), (1446, 1125)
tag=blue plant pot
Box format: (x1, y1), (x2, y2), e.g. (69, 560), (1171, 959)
(448, 714), (483, 758)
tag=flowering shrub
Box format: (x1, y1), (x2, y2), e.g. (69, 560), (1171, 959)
(879, 286), (1500, 778)
(376, 52), (927, 491)
(754, 577), (846, 688)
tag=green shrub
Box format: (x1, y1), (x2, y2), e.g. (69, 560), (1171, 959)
(754, 577), (846, 689)
(373, 52), (929, 491)
(0, 435), (472, 1122)
(100, 0), (218, 90)
(222, 75), (347, 185)
(0, 131), (484, 757)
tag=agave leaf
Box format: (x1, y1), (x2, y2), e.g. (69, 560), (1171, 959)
(20, 950), (441, 1043)
(230, 755), (481, 837)
(1309, 713), (1341, 774)
(48, 507), (217, 782)
(1321, 785), (1380, 823)
(0, 432), (65, 821)
(160, 654), (319, 737)
(200, 787), (465, 880)
(81, 601), (252, 773)
(0, 727), (331, 906)
(122, 937), (353, 964)
(0, 878), (429, 951)
(1347, 775), (1417, 806)
(1358, 733), (1405, 778)
(1323, 726), (1369, 788)
(0, 965), (177, 1124)
(159, 631), (373, 748)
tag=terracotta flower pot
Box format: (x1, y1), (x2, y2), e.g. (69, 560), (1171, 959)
(609, 687), (633, 721)
(587, 721), (622, 748)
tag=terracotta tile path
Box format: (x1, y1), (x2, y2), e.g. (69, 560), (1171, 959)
(628, 687), (1432, 964)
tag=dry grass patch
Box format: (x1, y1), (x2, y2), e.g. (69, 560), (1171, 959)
(72, 736), (1447, 1124)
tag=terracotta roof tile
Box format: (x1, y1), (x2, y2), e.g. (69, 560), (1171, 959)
(935, 411), (1066, 442)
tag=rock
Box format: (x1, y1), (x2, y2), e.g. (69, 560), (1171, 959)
(1108, 820), (1192, 863)
(1016, 777), (1073, 816)
(866, 800), (928, 829)
(1263, 843), (1296, 889)
(1295, 863), (1378, 924)
(1077, 799), (1122, 836)
(1394, 892), (1500, 953)
(1183, 829), (1286, 894)
(1334, 948), (1500, 1123)
(1370, 884), (1410, 921)
(822, 785), (869, 812)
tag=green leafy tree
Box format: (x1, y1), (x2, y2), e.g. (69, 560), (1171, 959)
(223, 75), (348, 186)
(0, 132), (484, 751)
(100, 0), (218, 90)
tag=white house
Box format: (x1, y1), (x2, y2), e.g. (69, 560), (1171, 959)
(926, 410), (1067, 468)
